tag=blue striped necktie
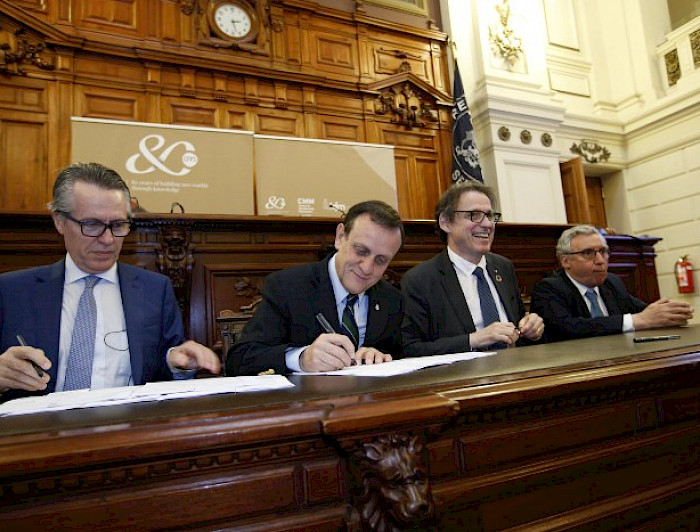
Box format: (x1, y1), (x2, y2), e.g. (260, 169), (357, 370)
(341, 294), (359, 349)
(64, 275), (100, 391)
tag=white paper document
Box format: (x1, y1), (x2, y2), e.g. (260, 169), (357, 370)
(0, 375), (294, 417)
(296, 351), (496, 376)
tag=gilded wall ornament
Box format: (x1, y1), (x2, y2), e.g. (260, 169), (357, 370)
(570, 139), (611, 163)
(520, 130), (531, 144)
(541, 132), (552, 147)
(690, 29), (700, 69)
(498, 126), (511, 141)
(488, 0), (524, 66)
(664, 49), (680, 86)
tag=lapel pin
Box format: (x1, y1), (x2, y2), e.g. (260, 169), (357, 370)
(375, 303), (380, 311)
(495, 273), (503, 282)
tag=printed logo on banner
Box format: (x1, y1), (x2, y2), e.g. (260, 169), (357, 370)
(126, 135), (199, 176)
(324, 199), (346, 214)
(265, 196), (286, 211)
(297, 197), (315, 215)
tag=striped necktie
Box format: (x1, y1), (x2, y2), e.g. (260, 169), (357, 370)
(341, 294), (359, 349)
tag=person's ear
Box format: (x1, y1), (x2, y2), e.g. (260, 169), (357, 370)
(52, 213), (65, 236)
(438, 213), (451, 235)
(334, 222), (345, 250)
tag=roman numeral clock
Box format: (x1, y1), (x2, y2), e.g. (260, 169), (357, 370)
(200, 0), (270, 54)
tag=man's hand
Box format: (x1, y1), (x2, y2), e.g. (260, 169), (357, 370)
(0, 346), (51, 393)
(167, 340), (221, 374)
(518, 312), (544, 341)
(354, 347), (392, 365)
(300, 333), (356, 372)
(633, 298), (694, 330)
(469, 322), (520, 350)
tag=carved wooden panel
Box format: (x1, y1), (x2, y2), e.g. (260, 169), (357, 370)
(0, 118), (49, 210)
(76, 86), (143, 121)
(75, 0), (140, 35)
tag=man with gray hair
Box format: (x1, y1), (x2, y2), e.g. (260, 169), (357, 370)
(0, 162), (220, 402)
(530, 224), (693, 342)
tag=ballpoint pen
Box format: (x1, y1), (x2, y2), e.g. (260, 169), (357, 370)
(315, 313), (357, 365)
(16, 334), (44, 378)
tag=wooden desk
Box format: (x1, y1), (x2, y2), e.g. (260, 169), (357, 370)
(2, 327), (700, 530)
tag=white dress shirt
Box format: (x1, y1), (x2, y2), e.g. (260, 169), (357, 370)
(56, 254), (132, 391)
(447, 247), (508, 329)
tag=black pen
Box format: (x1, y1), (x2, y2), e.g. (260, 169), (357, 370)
(315, 313), (357, 365)
(633, 335), (681, 343)
(16, 334), (44, 377)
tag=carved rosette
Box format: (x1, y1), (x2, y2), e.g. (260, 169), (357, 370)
(349, 434), (435, 531)
(156, 225), (195, 331)
(664, 49), (681, 86)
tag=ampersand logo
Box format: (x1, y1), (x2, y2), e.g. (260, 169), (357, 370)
(126, 135), (199, 176)
(265, 196), (286, 210)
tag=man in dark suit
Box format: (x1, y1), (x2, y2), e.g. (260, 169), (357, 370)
(0, 163), (220, 401)
(530, 224), (693, 342)
(401, 181), (544, 356)
(229, 200), (404, 375)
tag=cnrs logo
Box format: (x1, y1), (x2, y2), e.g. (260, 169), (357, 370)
(126, 135), (199, 176)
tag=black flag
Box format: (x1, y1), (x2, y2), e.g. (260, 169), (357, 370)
(452, 62), (483, 183)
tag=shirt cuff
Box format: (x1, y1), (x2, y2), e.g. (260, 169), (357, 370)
(622, 314), (635, 333)
(167, 347), (198, 380)
(284, 346), (306, 373)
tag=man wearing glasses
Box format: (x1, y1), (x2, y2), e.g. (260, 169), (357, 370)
(401, 181), (544, 356)
(530, 224), (693, 342)
(0, 162), (220, 401)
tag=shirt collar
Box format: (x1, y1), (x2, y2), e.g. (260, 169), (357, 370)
(447, 247), (487, 276)
(328, 253), (366, 306)
(565, 271), (599, 297)
(64, 253), (118, 285)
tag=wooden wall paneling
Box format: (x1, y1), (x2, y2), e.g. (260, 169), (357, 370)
(0, 115), (49, 211)
(75, 85), (144, 121)
(308, 20), (359, 80)
(164, 95), (219, 127)
(255, 107), (303, 137)
(74, 0), (140, 37)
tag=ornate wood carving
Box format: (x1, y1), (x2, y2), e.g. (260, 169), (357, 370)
(350, 434), (435, 531)
(0, 27), (54, 76)
(156, 224), (195, 330)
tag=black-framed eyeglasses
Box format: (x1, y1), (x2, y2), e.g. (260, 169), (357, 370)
(454, 210), (502, 223)
(104, 329), (129, 351)
(565, 247), (610, 260)
(57, 211), (132, 237)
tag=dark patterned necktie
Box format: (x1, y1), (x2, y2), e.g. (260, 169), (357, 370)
(64, 275), (100, 390)
(341, 294), (359, 348)
(473, 267), (506, 350)
(473, 267), (499, 327)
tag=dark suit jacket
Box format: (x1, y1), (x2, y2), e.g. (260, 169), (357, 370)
(229, 255), (403, 376)
(401, 250), (528, 356)
(0, 259), (185, 401)
(530, 269), (648, 343)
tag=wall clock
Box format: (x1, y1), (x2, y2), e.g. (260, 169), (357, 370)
(207, 0), (259, 42)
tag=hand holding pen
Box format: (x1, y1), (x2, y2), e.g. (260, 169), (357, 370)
(0, 335), (50, 392)
(296, 313), (357, 372)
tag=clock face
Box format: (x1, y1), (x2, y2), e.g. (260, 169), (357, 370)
(214, 3), (253, 39)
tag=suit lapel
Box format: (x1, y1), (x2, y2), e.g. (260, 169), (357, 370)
(599, 281), (623, 315)
(485, 256), (517, 322)
(313, 257), (342, 332)
(365, 285), (388, 345)
(118, 264), (145, 384)
(438, 250), (476, 333)
(33, 260), (65, 390)
(559, 270), (597, 316)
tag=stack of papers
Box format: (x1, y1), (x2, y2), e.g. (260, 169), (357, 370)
(297, 350), (496, 376)
(0, 375), (294, 417)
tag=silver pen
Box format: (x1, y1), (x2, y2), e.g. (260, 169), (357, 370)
(315, 313), (357, 365)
